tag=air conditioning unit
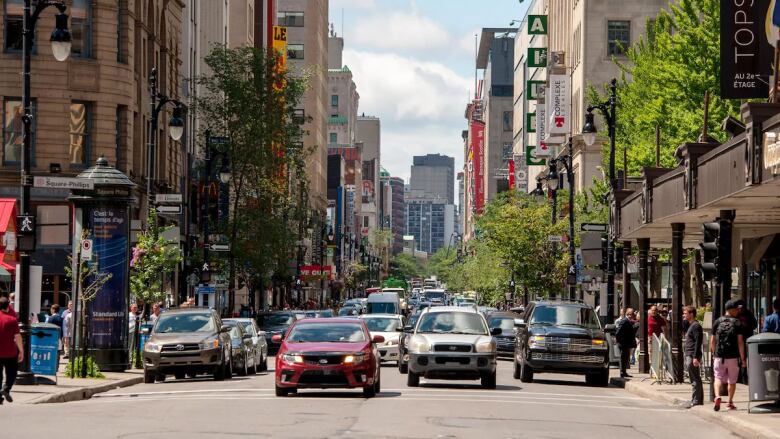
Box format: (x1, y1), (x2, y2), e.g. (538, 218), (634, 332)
(549, 51), (565, 68)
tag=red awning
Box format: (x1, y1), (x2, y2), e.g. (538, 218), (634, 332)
(0, 199), (18, 272)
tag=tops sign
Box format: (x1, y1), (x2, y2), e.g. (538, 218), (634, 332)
(720, 0), (773, 99)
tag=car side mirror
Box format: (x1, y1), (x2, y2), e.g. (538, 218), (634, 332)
(140, 327), (151, 335)
(604, 324), (616, 334)
(219, 325), (230, 333)
(490, 327), (503, 336)
(271, 334), (282, 343)
(372, 335), (385, 344)
(403, 325), (413, 333)
(514, 319), (526, 330)
(242, 333), (252, 340)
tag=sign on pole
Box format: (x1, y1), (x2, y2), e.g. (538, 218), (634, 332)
(33, 176), (93, 190)
(546, 74), (571, 134)
(528, 15), (548, 35)
(155, 194), (182, 203)
(581, 223), (608, 232)
(720, 1), (773, 99)
(81, 239), (93, 261)
(548, 235), (563, 243)
(156, 205), (182, 215)
(528, 47), (548, 68)
(209, 136), (229, 146)
(627, 255), (639, 274)
(209, 244), (230, 252)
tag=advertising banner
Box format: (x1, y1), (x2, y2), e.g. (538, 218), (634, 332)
(720, 0), (773, 98)
(88, 206), (129, 350)
(547, 74), (571, 134)
(535, 103), (550, 156)
(469, 121), (486, 214)
(514, 154), (529, 192)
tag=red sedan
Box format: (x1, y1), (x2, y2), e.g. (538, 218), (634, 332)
(273, 318), (384, 397)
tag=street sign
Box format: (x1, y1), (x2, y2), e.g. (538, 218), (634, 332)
(17, 215), (35, 234)
(548, 235), (563, 243)
(156, 205), (182, 214)
(209, 136), (229, 145)
(33, 176), (94, 190)
(209, 244), (230, 252)
(581, 223), (608, 232)
(528, 15), (548, 35)
(196, 285), (215, 294)
(155, 194), (182, 203)
(81, 239), (93, 261)
(627, 255), (638, 274)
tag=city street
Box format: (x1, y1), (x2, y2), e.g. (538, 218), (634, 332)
(4, 359), (735, 438)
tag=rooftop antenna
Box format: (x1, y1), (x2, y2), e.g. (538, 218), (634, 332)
(342, 8), (345, 39)
(474, 33), (478, 100)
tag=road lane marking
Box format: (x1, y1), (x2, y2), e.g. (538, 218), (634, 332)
(384, 388), (643, 400)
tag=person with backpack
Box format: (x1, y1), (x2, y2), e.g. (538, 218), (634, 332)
(615, 308), (638, 378)
(710, 300), (746, 411)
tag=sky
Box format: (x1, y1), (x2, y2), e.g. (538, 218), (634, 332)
(329, 0), (530, 186)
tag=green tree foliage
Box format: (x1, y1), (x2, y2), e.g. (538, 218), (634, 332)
(192, 45), (311, 309)
(601, 0), (740, 175)
(130, 210), (182, 307)
(389, 253), (425, 280)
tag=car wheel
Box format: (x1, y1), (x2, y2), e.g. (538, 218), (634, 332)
(586, 368), (610, 387)
(225, 359), (234, 379)
(519, 361), (534, 383)
(275, 384), (289, 397)
(481, 370), (497, 389)
(407, 371), (420, 387)
(364, 376), (378, 398)
(175, 372), (186, 380)
(143, 370), (155, 384)
(398, 360), (408, 374)
(213, 361), (226, 381)
(155, 374), (166, 383)
(238, 355), (247, 376)
(513, 358), (521, 380)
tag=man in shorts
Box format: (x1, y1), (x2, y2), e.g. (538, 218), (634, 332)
(709, 300), (746, 411)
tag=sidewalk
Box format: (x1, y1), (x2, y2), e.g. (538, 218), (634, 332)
(612, 365), (780, 439)
(9, 360), (143, 405)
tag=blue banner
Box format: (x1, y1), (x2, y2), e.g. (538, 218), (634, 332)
(88, 206), (129, 350)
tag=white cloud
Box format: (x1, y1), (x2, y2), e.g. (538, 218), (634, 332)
(459, 29), (480, 55)
(330, 0), (378, 11)
(381, 124), (463, 185)
(352, 11), (452, 51)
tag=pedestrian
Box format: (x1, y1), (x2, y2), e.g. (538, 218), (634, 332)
(615, 308), (638, 378)
(710, 300), (746, 411)
(647, 305), (666, 338)
(46, 304), (64, 349)
(615, 308), (625, 325)
(6, 293), (16, 318)
(149, 303), (161, 326)
(735, 299), (757, 384)
(683, 305), (704, 407)
(763, 298), (780, 334)
(0, 296), (22, 404)
(62, 301), (73, 358)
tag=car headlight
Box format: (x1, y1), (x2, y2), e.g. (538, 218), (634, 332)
(475, 337), (496, 353)
(408, 336), (430, 353)
(528, 335), (546, 349)
(144, 342), (161, 353)
(386, 338), (399, 346)
(199, 338), (220, 350)
(591, 338), (608, 349)
(282, 353), (304, 364)
(343, 353), (366, 364)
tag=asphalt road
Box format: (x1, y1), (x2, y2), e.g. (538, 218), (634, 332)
(4, 358), (736, 438)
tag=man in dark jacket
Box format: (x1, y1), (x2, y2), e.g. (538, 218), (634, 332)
(615, 308), (638, 378)
(683, 306), (704, 407)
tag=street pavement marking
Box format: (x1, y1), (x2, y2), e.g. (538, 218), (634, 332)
(384, 387), (643, 400)
(94, 387), (273, 398)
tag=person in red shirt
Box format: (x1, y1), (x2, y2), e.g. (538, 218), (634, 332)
(647, 305), (667, 337)
(0, 296), (22, 404)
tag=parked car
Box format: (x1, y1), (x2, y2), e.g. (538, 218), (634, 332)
(486, 312), (521, 358)
(223, 320), (257, 376)
(398, 310), (423, 374)
(359, 314), (404, 364)
(513, 300), (612, 386)
(226, 318), (267, 373)
(258, 311), (299, 354)
(405, 307), (500, 388)
(143, 308), (233, 383)
(273, 318), (383, 397)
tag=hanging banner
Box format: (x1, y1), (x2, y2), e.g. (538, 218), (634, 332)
(470, 121), (486, 214)
(547, 74), (571, 134)
(535, 103), (550, 156)
(508, 159), (516, 189)
(720, 0), (772, 98)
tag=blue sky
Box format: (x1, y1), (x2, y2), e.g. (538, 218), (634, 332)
(329, 0), (530, 184)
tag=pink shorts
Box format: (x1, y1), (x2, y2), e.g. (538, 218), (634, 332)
(713, 357), (740, 384)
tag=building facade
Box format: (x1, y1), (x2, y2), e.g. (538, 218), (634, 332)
(410, 153), (455, 204)
(405, 196), (455, 256)
(356, 115), (380, 240)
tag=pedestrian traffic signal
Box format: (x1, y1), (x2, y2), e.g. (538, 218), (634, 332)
(599, 235), (608, 270)
(699, 221), (720, 281)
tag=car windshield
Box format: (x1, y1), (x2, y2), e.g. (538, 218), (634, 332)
(529, 305), (601, 330)
(416, 312), (487, 335)
(229, 326), (242, 339)
(338, 307), (358, 316)
(286, 323), (367, 343)
(366, 302), (398, 314)
(319, 310), (334, 317)
(155, 313), (215, 333)
(264, 314), (294, 327)
(237, 321), (255, 336)
(425, 291), (445, 299)
(488, 317), (515, 331)
(362, 317), (401, 332)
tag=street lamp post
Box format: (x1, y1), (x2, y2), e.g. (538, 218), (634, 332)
(199, 131), (230, 295)
(545, 138), (578, 300)
(17, 0), (71, 385)
(147, 68), (184, 218)
(582, 78), (618, 321)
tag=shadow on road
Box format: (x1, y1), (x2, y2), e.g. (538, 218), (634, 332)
(287, 390), (402, 399)
(532, 377), (609, 388)
(418, 383), (522, 391)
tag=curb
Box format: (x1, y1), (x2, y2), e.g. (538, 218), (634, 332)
(611, 377), (780, 439)
(28, 376), (144, 404)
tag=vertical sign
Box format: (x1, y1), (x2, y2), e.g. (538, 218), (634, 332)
(535, 102), (549, 156)
(528, 15), (548, 35)
(514, 154), (529, 192)
(88, 206), (129, 352)
(720, 0), (772, 98)
(470, 121), (486, 214)
(272, 26), (288, 69)
(526, 80), (545, 100)
(508, 159), (516, 189)
(528, 48), (548, 68)
(547, 74), (571, 134)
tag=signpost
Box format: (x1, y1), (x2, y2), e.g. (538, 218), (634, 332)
(155, 194), (182, 203)
(80, 239), (93, 261)
(209, 136), (229, 146)
(209, 244), (230, 252)
(156, 205), (182, 215)
(581, 223), (608, 232)
(548, 235), (563, 243)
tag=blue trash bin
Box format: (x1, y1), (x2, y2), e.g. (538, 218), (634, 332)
(30, 323), (61, 377)
(139, 323), (153, 353)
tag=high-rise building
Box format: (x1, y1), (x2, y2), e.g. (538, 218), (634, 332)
(356, 116), (381, 240)
(410, 154), (455, 203)
(380, 171), (405, 255)
(405, 197), (455, 256)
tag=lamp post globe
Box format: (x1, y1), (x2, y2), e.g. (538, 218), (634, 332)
(168, 106), (185, 141)
(219, 170), (231, 184)
(545, 164), (559, 191)
(50, 12), (72, 62)
(582, 111), (598, 146)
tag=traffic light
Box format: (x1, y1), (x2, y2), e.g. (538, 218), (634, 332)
(599, 234), (608, 270)
(699, 221), (720, 281)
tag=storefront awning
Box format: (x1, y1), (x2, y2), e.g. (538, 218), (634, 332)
(0, 198), (18, 272)
(0, 199), (15, 234)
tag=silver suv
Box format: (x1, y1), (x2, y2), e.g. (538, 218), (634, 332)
(405, 306), (501, 388)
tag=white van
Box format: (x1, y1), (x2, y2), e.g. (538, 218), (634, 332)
(381, 287), (407, 311)
(366, 292), (401, 315)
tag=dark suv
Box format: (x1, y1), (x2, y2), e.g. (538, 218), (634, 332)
(513, 301), (611, 386)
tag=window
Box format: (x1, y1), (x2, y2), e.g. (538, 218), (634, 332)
(117, 0), (128, 63)
(503, 111), (512, 132)
(115, 106), (127, 171)
(37, 205), (70, 246)
(287, 44), (304, 60)
(277, 11), (304, 27)
(331, 94), (339, 108)
(292, 109), (305, 125)
(4, 0), (23, 52)
(69, 102), (91, 166)
(70, 0), (92, 58)
(2, 98), (34, 165)
(607, 20), (630, 56)
(329, 132), (337, 144)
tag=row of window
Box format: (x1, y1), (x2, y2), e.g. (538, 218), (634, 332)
(4, 0), (92, 58)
